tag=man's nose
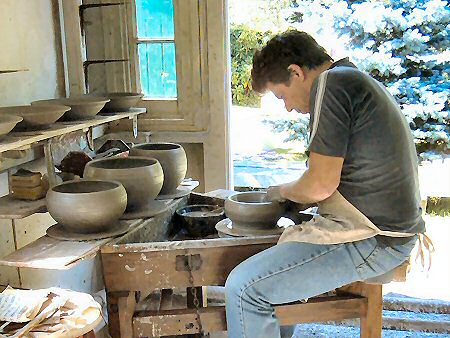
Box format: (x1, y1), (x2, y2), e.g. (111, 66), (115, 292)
(284, 102), (293, 112)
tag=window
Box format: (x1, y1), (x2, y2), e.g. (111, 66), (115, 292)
(136, 0), (177, 98)
(127, 0), (209, 131)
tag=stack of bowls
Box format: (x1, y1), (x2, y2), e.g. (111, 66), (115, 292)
(100, 92), (144, 111)
(130, 143), (187, 195)
(33, 96), (110, 120)
(83, 156), (164, 212)
(224, 191), (286, 230)
(46, 179), (127, 233)
(0, 115), (22, 138)
(0, 105), (70, 130)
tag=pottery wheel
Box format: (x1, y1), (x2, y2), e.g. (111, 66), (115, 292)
(156, 186), (193, 200)
(46, 221), (132, 241)
(120, 199), (170, 220)
(215, 218), (284, 238)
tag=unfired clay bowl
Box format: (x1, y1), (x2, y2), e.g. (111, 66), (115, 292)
(0, 105), (70, 129)
(130, 143), (187, 195)
(46, 179), (127, 233)
(83, 156), (163, 211)
(102, 92), (144, 111)
(33, 96), (110, 120)
(0, 115), (23, 137)
(224, 191), (286, 230)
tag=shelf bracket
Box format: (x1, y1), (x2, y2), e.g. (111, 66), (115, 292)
(44, 141), (57, 188)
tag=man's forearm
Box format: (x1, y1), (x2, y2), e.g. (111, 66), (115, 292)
(279, 169), (337, 204)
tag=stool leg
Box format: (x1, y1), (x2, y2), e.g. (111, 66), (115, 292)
(359, 284), (382, 338)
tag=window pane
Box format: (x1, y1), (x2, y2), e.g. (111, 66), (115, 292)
(138, 43), (177, 98)
(136, 0), (174, 39)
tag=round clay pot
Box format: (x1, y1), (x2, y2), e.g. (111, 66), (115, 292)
(0, 115), (22, 137)
(83, 156), (163, 211)
(130, 143), (187, 195)
(224, 191), (286, 230)
(46, 179), (127, 233)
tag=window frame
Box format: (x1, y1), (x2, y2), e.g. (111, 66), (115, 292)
(126, 0), (209, 131)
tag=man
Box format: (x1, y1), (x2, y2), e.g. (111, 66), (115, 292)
(225, 30), (425, 337)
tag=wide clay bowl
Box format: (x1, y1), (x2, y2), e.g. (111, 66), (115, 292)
(46, 179), (127, 233)
(0, 115), (23, 137)
(84, 156), (163, 211)
(0, 105), (69, 129)
(175, 204), (225, 237)
(33, 96), (110, 120)
(224, 191), (286, 230)
(102, 92), (144, 111)
(130, 143), (187, 195)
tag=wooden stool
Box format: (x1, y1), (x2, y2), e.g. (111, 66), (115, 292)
(101, 237), (406, 338)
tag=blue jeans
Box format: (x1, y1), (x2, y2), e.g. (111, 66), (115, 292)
(225, 236), (417, 338)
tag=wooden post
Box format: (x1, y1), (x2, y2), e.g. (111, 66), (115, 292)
(107, 291), (136, 338)
(338, 282), (383, 338)
(359, 284), (383, 338)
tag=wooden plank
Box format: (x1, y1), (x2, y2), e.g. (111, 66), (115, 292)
(133, 297), (367, 336)
(102, 236), (278, 253)
(0, 218), (20, 286)
(14, 213), (56, 249)
(118, 292), (137, 338)
(101, 238), (277, 291)
(0, 219), (143, 269)
(0, 109), (145, 153)
(0, 195), (46, 219)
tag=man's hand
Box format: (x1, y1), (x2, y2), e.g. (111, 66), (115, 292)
(265, 185), (286, 202)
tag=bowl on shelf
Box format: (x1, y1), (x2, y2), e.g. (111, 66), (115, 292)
(175, 204), (225, 237)
(0, 105), (70, 129)
(46, 179), (127, 233)
(130, 143), (187, 195)
(33, 96), (110, 120)
(100, 92), (144, 112)
(0, 115), (23, 138)
(224, 191), (286, 230)
(83, 156), (163, 211)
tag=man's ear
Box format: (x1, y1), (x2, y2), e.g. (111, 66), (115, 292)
(287, 64), (305, 81)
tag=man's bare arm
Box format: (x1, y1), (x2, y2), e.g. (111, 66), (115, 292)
(279, 151), (344, 203)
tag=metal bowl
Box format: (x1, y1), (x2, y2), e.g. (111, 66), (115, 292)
(175, 204), (225, 237)
(46, 179), (127, 233)
(224, 191), (286, 230)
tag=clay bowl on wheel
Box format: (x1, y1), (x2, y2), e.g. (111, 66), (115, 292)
(224, 191), (286, 230)
(83, 156), (163, 211)
(100, 92), (144, 111)
(0, 105), (69, 129)
(130, 143), (187, 195)
(0, 115), (23, 138)
(46, 179), (127, 233)
(175, 204), (225, 237)
(33, 96), (110, 120)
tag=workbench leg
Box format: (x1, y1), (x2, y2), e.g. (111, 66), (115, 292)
(107, 291), (137, 338)
(187, 286), (204, 338)
(337, 282), (382, 338)
(359, 284), (382, 338)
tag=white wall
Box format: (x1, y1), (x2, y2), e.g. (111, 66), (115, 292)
(0, 0), (64, 106)
(0, 0), (64, 287)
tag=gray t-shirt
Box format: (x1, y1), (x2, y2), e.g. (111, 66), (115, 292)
(308, 58), (425, 236)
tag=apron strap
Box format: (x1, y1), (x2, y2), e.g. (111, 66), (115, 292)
(415, 233), (435, 272)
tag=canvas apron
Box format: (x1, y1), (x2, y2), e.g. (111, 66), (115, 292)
(278, 190), (434, 273)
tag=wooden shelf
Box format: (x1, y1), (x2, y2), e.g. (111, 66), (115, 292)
(0, 219), (144, 270)
(0, 108), (146, 153)
(0, 195), (46, 219)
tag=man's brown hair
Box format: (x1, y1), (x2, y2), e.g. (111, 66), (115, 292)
(251, 30), (332, 93)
